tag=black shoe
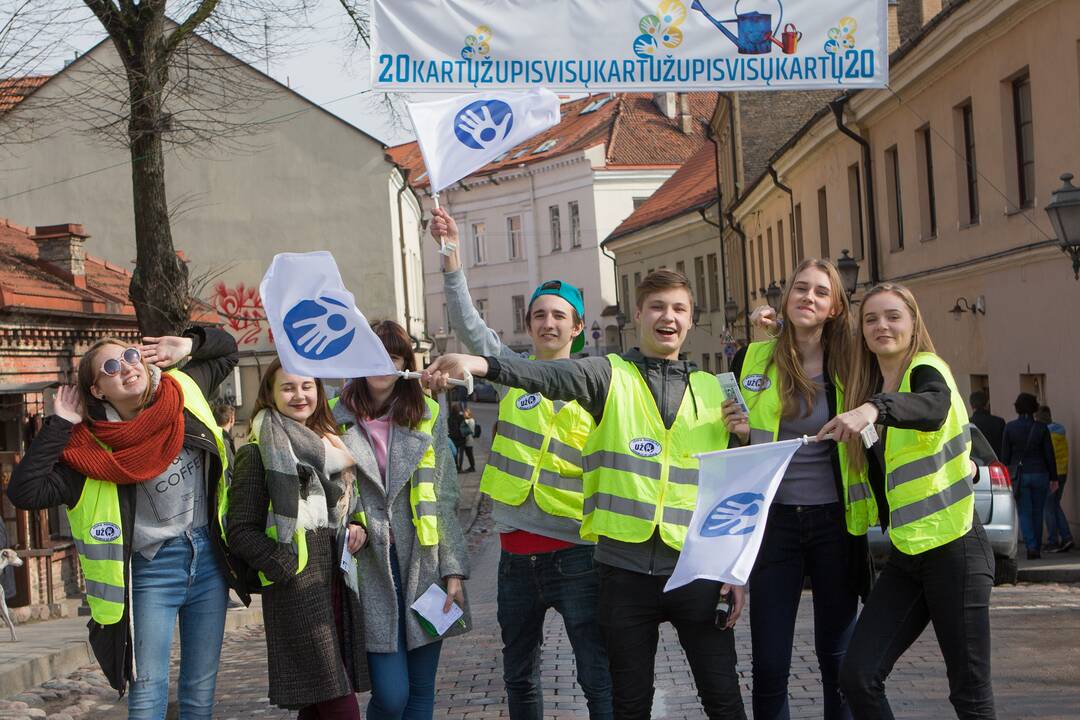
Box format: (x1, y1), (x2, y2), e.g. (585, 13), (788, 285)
(1027, 549), (1042, 560)
(1050, 540), (1075, 553)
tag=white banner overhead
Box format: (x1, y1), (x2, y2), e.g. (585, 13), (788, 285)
(371, 0), (888, 92)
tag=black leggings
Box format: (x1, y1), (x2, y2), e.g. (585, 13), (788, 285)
(840, 523), (996, 720)
(456, 445), (475, 472)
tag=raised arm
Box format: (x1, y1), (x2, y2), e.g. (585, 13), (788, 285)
(431, 208), (515, 360)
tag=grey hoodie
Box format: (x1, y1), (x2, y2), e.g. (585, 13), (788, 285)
(485, 348), (703, 576)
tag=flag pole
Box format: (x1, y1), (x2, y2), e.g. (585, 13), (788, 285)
(433, 191), (455, 257)
(398, 370), (474, 395)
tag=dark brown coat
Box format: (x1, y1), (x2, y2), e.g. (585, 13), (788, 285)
(226, 446), (371, 709)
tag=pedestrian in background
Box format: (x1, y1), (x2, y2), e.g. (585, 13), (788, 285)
(969, 391), (1005, 460)
(214, 403), (238, 458)
(226, 359), (370, 718)
(729, 259), (874, 720)
(459, 408), (477, 473)
(829, 283), (996, 720)
(333, 320), (470, 720)
(1037, 406), (1073, 553)
(1002, 393), (1057, 559)
(8, 329), (240, 718)
(448, 401), (466, 469)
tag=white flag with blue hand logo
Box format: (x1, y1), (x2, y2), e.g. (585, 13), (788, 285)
(664, 439), (805, 592)
(259, 252), (397, 379)
(406, 88), (561, 193)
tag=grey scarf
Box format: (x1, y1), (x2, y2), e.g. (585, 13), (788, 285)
(251, 409), (354, 544)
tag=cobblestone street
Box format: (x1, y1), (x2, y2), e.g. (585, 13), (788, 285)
(4, 406), (1080, 719)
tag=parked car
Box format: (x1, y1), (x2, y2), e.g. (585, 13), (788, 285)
(868, 424), (1019, 585)
(470, 379), (499, 403)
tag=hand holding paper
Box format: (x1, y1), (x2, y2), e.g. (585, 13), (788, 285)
(411, 583), (464, 637)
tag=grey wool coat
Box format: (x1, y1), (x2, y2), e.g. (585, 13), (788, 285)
(333, 397), (471, 653)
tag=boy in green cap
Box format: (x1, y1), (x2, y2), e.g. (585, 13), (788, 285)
(430, 209), (612, 719)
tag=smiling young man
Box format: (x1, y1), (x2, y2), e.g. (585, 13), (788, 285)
(430, 209), (612, 720)
(424, 269), (745, 720)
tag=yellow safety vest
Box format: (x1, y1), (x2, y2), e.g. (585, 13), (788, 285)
(885, 353), (973, 555)
(332, 395), (441, 547)
(739, 340), (877, 535)
(481, 386), (595, 520)
(580, 354), (728, 551)
(66, 369), (228, 625)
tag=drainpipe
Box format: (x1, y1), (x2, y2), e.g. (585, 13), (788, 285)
(705, 124), (730, 311)
(725, 210), (752, 344)
(830, 96), (880, 284)
(600, 242), (624, 352)
(767, 163), (796, 271)
(396, 175), (413, 334)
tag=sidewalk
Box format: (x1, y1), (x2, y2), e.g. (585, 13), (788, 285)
(1017, 549), (1080, 582)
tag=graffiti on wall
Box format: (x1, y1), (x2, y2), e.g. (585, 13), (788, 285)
(211, 281), (273, 346)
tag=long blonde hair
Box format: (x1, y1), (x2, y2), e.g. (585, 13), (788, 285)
(768, 258), (853, 419)
(844, 283), (936, 469)
(77, 337), (155, 413)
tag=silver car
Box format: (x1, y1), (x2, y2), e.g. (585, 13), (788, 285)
(867, 424), (1019, 584)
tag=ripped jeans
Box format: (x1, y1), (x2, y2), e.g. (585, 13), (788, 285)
(128, 527), (229, 719)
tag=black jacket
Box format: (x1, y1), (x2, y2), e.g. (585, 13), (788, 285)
(6, 327), (243, 695)
(731, 346), (873, 600)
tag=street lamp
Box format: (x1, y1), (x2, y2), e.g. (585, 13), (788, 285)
(724, 298), (739, 326)
(1044, 172), (1080, 280)
(765, 281), (783, 313)
(432, 329), (450, 355)
(836, 249), (860, 299)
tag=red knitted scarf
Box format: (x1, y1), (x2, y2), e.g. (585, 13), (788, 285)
(61, 373), (186, 484)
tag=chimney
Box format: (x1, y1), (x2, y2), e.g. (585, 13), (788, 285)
(897, 0), (944, 47)
(652, 92), (677, 119)
(678, 93), (694, 135)
(32, 223), (88, 288)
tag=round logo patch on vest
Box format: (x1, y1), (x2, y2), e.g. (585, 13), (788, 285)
(742, 374), (771, 392)
(628, 437), (662, 458)
(89, 522), (121, 542)
(515, 393), (542, 411)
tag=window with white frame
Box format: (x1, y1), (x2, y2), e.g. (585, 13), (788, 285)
(549, 205), (562, 251)
(513, 295), (526, 333)
(507, 215), (523, 260)
(569, 201), (582, 248)
(471, 222), (487, 265)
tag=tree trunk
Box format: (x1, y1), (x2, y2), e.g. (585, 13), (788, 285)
(125, 38), (190, 336)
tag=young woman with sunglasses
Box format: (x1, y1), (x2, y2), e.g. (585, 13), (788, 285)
(8, 329), (240, 718)
(820, 284), (995, 720)
(724, 259), (874, 720)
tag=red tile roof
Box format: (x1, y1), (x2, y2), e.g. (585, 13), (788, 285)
(0, 220), (219, 324)
(387, 92), (717, 188)
(605, 141), (717, 243)
(0, 76), (49, 113)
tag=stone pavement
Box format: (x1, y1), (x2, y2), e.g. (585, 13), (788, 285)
(6, 400), (1080, 718)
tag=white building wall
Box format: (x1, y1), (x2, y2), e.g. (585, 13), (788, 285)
(422, 151), (675, 356)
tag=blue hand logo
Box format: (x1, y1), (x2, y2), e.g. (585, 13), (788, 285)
(700, 492), (765, 537)
(454, 100), (514, 150)
(283, 296), (356, 360)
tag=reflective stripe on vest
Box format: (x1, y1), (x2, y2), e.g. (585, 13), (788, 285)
(66, 370), (229, 624)
(168, 370), (231, 540)
(739, 340), (877, 535)
(885, 353), (974, 555)
(480, 386), (594, 520)
(580, 354), (728, 551)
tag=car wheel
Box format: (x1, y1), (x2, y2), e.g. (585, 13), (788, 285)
(994, 555), (1018, 585)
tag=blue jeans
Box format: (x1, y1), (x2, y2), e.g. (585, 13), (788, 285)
(366, 548), (442, 720)
(749, 503), (857, 720)
(1044, 482), (1074, 545)
(128, 527), (229, 720)
(496, 545), (613, 720)
(1017, 472), (1050, 551)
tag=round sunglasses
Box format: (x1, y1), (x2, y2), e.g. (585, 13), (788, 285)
(99, 347), (142, 377)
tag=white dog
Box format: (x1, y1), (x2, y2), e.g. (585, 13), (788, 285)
(0, 548), (23, 641)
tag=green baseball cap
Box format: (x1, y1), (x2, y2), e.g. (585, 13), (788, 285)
(529, 279), (586, 353)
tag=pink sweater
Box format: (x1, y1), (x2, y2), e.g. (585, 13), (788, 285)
(359, 415), (392, 481)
